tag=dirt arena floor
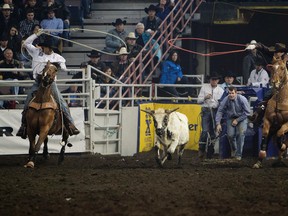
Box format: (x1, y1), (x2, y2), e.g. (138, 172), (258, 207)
(0, 150), (288, 216)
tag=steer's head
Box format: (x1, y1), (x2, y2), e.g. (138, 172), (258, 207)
(141, 108), (179, 137)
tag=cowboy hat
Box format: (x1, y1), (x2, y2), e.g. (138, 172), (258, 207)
(144, 4), (159, 14)
(1, 4), (12, 10)
(38, 38), (54, 48)
(207, 71), (221, 80)
(224, 70), (235, 78)
(87, 50), (101, 58)
(0, 34), (8, 41)
(112, 18), (126, 26)
(254, 58), (265, 66)
(118, 47), (129, 55)
(268, 43), (287, 53)
(126, 32), (137, 40)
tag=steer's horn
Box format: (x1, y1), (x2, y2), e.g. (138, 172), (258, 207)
(165, 107), (179, 114)
(141, 109), (155, 116)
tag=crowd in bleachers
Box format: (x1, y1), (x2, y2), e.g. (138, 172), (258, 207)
(0, 0), (94, 108)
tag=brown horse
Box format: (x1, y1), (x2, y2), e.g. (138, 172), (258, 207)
(253, 59), (288, 168)
(25, 61), (70, 168)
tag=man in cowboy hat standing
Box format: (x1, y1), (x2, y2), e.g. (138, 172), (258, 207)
(16, 29), (80, 139)
(247, 58), (269, 88)
(79, 50), (106, 82)
(141, 4), (162, 39)
(104, 18), (128, 53)
(197, 72), (224, 160)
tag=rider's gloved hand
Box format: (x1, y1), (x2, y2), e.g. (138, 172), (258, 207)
(245, 44), (256, 50)
(35, 28), (44, 37)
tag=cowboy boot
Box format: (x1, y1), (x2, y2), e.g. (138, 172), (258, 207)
(63, 112), (80, 136)
(16, 110), (27, 139)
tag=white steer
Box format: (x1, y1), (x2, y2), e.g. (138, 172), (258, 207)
(141, 108), (189, 166)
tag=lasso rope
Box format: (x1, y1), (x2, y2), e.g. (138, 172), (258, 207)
(21, 28), (129, 62)
(168, 37), (247, 56)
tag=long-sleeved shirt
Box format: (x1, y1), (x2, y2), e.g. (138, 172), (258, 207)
(215, 94), (250, 125)
(247, 68), (269, 87)
(23, 33), (66, 79)
(160, 60), (183, 84)
(40, 17), (63, 36)
(197, 84), (224, 108)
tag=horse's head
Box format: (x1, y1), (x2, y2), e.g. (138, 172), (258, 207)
(267, 60), (288, 90)
(41, 61), (59, 87)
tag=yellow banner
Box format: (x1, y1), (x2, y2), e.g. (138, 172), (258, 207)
(139, 103), (202, 152)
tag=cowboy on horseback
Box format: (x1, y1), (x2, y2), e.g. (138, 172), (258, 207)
(246, 42), (288, 124)
(16, 29), (80, 139)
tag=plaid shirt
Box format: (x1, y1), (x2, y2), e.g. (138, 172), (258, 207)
(19, 19), (39, 37)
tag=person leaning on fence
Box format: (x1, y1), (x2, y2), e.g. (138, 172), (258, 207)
(16, 29), (80, 139)
(215, 86), (250, 160)
(197, 72), (224, 160)
(247, 58), (269, 88)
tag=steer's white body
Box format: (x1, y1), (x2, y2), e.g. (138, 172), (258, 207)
(142, 108), (189, 166)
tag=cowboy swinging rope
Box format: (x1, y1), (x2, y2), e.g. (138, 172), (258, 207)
(168, 37), (247, 56)
(21, 28), (129, 62)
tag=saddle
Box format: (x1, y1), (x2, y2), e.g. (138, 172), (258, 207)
(28, 95), (58, 110)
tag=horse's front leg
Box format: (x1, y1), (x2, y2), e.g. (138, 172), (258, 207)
(58, 131), (69, 165)
(253, 118), (271, 169)
(25, 136), (36, 168)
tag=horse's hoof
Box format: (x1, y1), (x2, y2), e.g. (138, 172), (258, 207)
(167, 153), (172, 160)
(24, 161), (34, 168)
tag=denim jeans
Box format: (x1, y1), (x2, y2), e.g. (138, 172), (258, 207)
(226, 118), (248, 158)
(199, 107), (217, 152)
(24, 79), (74, 124)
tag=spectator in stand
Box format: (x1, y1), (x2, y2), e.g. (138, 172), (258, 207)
(61, 81), (82, 107)
(141, 4), (162, 39)
(80, 50), (106, 82)
(19, 8), (40, 38)
(1, 0), (21, 20)
(7, 25), (22, 60)
(81, 0), (92, 19)
(125, 32), (143, 62)
(111, 47), (130, 80)
(104, 18), (128, 53)
(0, 4), (18, 36)
(216, 86), (250, 161)
(220, 70), (235, 90)
(0, 34), (9, 60)
(247, 58), (269, 88)
(98, 66), (117, 107)
(135, 22), (162, 63)
(156, 0), (177, 22)
(0, 48), (27, 108)
(21, 0), (42, 21)
(242, 40), (264, 84)
(159, 49), (193, 97)
(197, 72), (224, 160)
(42, 0), (71, 47)
(40, 7), (63, 52)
